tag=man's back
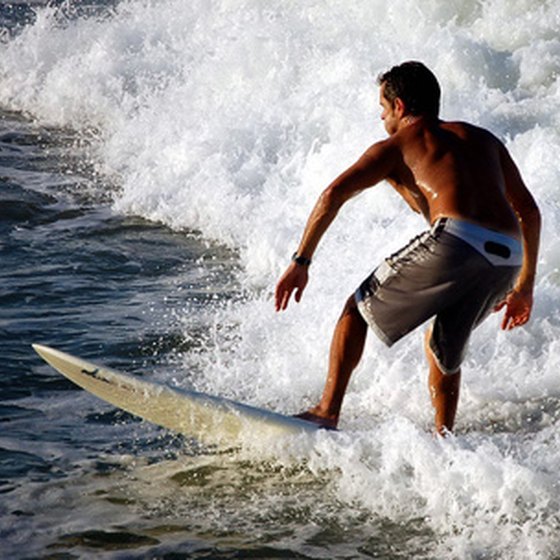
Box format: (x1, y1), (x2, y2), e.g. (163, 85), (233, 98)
(390, 120), (521, 236)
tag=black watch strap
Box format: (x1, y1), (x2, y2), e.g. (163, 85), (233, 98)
(292, 252), (312, 266)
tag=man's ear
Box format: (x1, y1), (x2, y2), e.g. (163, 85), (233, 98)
(393, 97), (406, 117)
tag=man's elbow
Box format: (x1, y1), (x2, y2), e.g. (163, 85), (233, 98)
(527, 201), (541, 225)
(320, 184), (348, 215)
(519, 202), (541, 234)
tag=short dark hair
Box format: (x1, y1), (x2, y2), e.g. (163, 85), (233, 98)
(377, 61), (440, 117)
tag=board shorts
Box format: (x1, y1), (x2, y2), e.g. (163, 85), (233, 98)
(355, 217), (522, 374)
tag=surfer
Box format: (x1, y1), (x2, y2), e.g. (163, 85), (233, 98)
(274, 61), (541, 435)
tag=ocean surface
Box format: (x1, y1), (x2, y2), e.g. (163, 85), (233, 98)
(1, 0), (560, 558)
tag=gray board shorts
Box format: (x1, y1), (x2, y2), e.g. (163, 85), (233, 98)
(355, 217), (522, 374)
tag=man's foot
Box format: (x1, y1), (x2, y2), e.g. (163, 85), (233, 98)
(294, 409), (338, 430)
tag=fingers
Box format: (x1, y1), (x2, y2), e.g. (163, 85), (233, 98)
(276, 283), (304, 311)
(274, 283), (292, 312)
(510, 308), (530, 329)
(277, 287), (302, 311)
(500, 298), (531, 330)
(501, 312), (514, 331)
(279, 289), (293, 311)
(493, 299), (506, 313)
(274, 276), (297, 311)
(502, 313), (528, 331)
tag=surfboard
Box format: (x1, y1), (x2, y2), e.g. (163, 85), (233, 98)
(32, 344), (320, 447)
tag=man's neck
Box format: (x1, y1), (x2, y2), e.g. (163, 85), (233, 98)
(398, 114), (439, 132)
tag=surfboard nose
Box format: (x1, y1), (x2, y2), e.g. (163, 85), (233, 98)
(32, 343), (51, 358)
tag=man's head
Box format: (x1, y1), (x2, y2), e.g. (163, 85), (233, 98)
(377, 61), (440, 132)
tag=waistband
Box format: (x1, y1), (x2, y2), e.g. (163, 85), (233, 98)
(432, 217), (523, 266)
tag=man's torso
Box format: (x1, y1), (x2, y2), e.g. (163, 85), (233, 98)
(385, 120), (521, 237)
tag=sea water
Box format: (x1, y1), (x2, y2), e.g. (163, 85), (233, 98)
(1, 0), (560, 558)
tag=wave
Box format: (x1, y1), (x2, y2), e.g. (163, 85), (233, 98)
(2, 2), (560, 557)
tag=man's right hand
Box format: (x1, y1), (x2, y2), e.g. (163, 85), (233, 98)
(274, 262), (309, 311)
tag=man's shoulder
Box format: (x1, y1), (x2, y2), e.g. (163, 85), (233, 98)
(362, 135), (401, 158)
(441, 120), (501, 143)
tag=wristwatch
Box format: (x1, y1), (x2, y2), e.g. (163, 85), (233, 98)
(291, 252), (312, 266)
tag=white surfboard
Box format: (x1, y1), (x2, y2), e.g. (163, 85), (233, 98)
(32, 344), (320, 447)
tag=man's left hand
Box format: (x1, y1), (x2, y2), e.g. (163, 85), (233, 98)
(494, 288), (534, 330)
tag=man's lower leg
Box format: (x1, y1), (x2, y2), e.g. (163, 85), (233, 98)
(425, 330), (461, 435)
(297, 296), (368, 428)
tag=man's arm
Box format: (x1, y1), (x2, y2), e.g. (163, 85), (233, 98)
(497, 144), (541, 330)
(275, 140), (398, 311)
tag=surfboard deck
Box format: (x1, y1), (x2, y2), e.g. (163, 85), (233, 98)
(32, 344), (320, 446)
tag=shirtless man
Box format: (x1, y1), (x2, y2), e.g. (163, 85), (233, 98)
(274, 61), (541, 435)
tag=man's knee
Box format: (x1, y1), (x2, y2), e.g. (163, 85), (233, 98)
(338, 294), (367, 328)
(425, 329), (462, 375)
(342, 294), (360, 316)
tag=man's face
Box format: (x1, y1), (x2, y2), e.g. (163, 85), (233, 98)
(379, 83), (399, 135)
